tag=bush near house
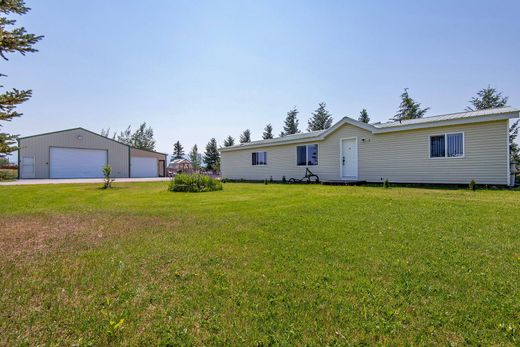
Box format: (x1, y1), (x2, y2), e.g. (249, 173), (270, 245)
(168, 173), (223, 192)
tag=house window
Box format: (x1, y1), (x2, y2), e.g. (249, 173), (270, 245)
(296, 144), (319, 166)
(252, 151), (267, 165)
(430, 132), (464, 158)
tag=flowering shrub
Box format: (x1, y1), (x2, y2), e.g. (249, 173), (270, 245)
(168, 173), (223, 192)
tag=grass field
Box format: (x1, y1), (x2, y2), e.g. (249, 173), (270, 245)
(0, 182), (519, 345)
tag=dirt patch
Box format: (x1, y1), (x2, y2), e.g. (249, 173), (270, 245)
(0, 214), (180, 262)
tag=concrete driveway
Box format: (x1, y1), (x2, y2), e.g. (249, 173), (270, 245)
(0, 177), (171, 186)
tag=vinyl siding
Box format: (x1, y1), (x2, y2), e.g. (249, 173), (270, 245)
(221, 120), (509, 185)
(19, 128), (130, 178)
(130, 148), (167, 177)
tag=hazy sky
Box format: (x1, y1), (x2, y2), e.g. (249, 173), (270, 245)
(3, 0), (520, 157)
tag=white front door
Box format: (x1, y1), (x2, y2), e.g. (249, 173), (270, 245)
(131, 157), (157, 177)
(341, 138), (358, 178)
(21, 156), (35, 178)
(50, 147), (107, 178)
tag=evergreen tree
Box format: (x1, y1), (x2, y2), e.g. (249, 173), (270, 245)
(188, 144), (201, 170)
(262, 123), (274, 139)
(466, 85), (508, 111)
(172, 140), (184, 159)
(358, 109), (370, 123)
(307, 102), (333, 131)
(466, 86), (518, 161)
(223, 135), (235, 147)
(0, 1), (43, 155)
(281, 107), (300, 136)
(239, 129), (251, 143)
(392, 88), (429, 121)
(204, 138), (220, 172)
(117, 125), (132, 145)
(130, 122), (155, 151)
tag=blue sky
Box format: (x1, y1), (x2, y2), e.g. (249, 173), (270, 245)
(4, 0), (520, 157)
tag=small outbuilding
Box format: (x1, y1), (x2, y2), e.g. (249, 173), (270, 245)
(18, 127), (167, 179)
(168, 158), (193, 175)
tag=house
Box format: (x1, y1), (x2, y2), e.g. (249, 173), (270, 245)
(168, 158), (193, 175)
(221, 107), (519, 186)
(18, 127), (167, 179)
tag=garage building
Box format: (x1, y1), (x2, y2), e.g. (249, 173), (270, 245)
(18, 127), (167, 179)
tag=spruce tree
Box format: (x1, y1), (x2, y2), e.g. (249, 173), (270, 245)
(130, 122), (155, 151)
(172, 140), (184, 159)
(262, 124), (274, 139)
(466, 85), (508, 111)
(466, 86), (518, 161)
(392, 88), (429, 121)
(204, 138), (220, 172)
(223, 135), (235, 147)
(281, 107), (300, 136)
(239, 129), (251, 143)
(0, 1), (43, 155)
(188, 144), (201, 170)
(307, 102), (333, 131)
(358, 109), (370, 123)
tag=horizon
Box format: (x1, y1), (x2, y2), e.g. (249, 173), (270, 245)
(3, 0), (520, 161)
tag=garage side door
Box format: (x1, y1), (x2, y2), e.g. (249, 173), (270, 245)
(50, 147), (107, 178)
(131, 157), (157, 177)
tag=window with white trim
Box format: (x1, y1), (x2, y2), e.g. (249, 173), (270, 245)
(252, 151), (267, 165)
(296, 144), (318, 166)
(430, 132), (463, 158)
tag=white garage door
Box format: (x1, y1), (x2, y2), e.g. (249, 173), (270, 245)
(50, 147), (107, 178)
(131, 157), (157, 177)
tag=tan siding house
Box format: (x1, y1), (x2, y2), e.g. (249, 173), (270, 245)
(18, 128), (167, 179)
(221, 108), (519, 186)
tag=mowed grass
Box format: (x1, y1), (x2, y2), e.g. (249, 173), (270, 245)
(0, 182), (519, 345)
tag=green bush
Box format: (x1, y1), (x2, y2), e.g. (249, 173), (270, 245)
(469, 179), (476, 191)
(0, 169), (16, 181)
(383, 179), (390, 188)
(168, 173), (223, 192)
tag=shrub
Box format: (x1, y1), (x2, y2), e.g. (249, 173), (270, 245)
(469, 179), (476, 191)
(0, 169), (16, 181)
(264, 179), (268, 185)
(168, 173), (223, 192)
(101, 165), (114, 189)
(282, 176), (287, 184)
(383, 179), (389, 188)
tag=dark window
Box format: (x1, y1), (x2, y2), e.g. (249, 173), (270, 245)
(430, 135), (445, 158)
(252, 151), (267, 165)
(297, 144), (318, 166)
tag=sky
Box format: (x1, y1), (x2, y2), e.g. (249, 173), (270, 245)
(3, 0), (520, 159)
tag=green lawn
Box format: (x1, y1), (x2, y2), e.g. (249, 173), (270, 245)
(0, 182), (519, 345)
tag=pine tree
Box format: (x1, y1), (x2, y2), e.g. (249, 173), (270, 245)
(223, 135), (235, 147)
(0, 1), (43, 155)
(262, 123), (273, 139)
(466, 85), (508, 111)
(239, 129), (251, 143)
(392, 88), (429, 121)
(466, 86), (518, 161)
(188, 144), (201, 171)
(130, 122), (155, 151)
(307, 103), (333, 131)
(172, 140), (184, 159)
(117, 126), (132, 145)
(204, 138), (220, 172)
(281, 107), (300, 136)
(358, 109), (370, 123)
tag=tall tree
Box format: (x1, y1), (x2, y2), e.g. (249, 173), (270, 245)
(130, 122), (155, 151)
(281, 107), (300, 136)
(100, 128), (115, 139)
(172, 140), (184, 159)
(0, 1), (43, 155)
(239, 129), (251, 143)
(466, 85), (508, 111)
(358, 109), (370, 123)
(262, 123), (274, 139)
(466, 86), (517, 161)
(204, 138), (220, 172)
(188, 144), (201, 170)
(307, 102), (333, 131)
(392, 88), (429, 121)
(117, 125), (132, 145)
(223, 135), (235, 147)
